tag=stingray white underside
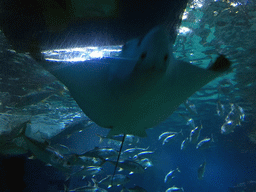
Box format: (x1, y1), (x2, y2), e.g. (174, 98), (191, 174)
(46, 26), (229, 137)
(49, 58), (220, 137)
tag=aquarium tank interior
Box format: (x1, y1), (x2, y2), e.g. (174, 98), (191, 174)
(0, 0), (256, 191)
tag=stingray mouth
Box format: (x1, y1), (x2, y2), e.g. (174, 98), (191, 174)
(151, 65), (156, 70)
(147, 65), (166, 73)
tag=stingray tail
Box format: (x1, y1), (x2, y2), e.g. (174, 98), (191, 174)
(111, 134), (126, 186)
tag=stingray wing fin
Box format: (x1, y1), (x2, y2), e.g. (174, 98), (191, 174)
(168, 55), (231, 101)
(42, 58), (139, 128)
(47, 57), (138, 87)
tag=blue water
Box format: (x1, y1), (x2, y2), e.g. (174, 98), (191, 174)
(9, 114), (253, 192)
(3, 116), (254, 192)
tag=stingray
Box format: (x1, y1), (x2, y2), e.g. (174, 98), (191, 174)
(39, 25), (231, 138)
(32, 2), (231, 185)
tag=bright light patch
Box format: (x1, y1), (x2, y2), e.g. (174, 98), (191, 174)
(178, 27), (192, 35)
(190, 0), (204, 9)
(230, 2), (239, 7)
(89, 51), (103, 58)
(182, 11), (188, 20)
(42, 45), (122, 62)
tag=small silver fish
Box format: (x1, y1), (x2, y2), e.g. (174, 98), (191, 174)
(198, 161), (206, 180)
(196, 138), (212, 150)
(67, 154), (105, 167)
(50, 116), (94, 141)
(121, 146), (150, 159)
(17, 121), (72, 173)
(51, 143), (71, 155)
(164, 168), (181, 183)
(99, 174), (130, 188)
(221, 120), (236, 134)
(180, 137), (189, 150)
(70, 166), (103, 179)
(216, 100), (225, 117)
(178, 113), (195, 129)
(166, 186), (184, 192)
(162, 134), (176, 145)
(25, 136), (72, 173)
(158, 132), (177, 140)
(123, 146), (149, 154)
(136, 158), (153, 169)
(66, 178), (108, 192)
(162, 130), (182, 145)
(190, 125), (203, 144)
(184, 99), (197, 115)
(133, 151), (154, 159)
(82, 147), (118, 159)
(14, 90), (57, 108)
(225, 103), (245, 126)
(237, 105), (245, 122)
(108, 159), (145, 174)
